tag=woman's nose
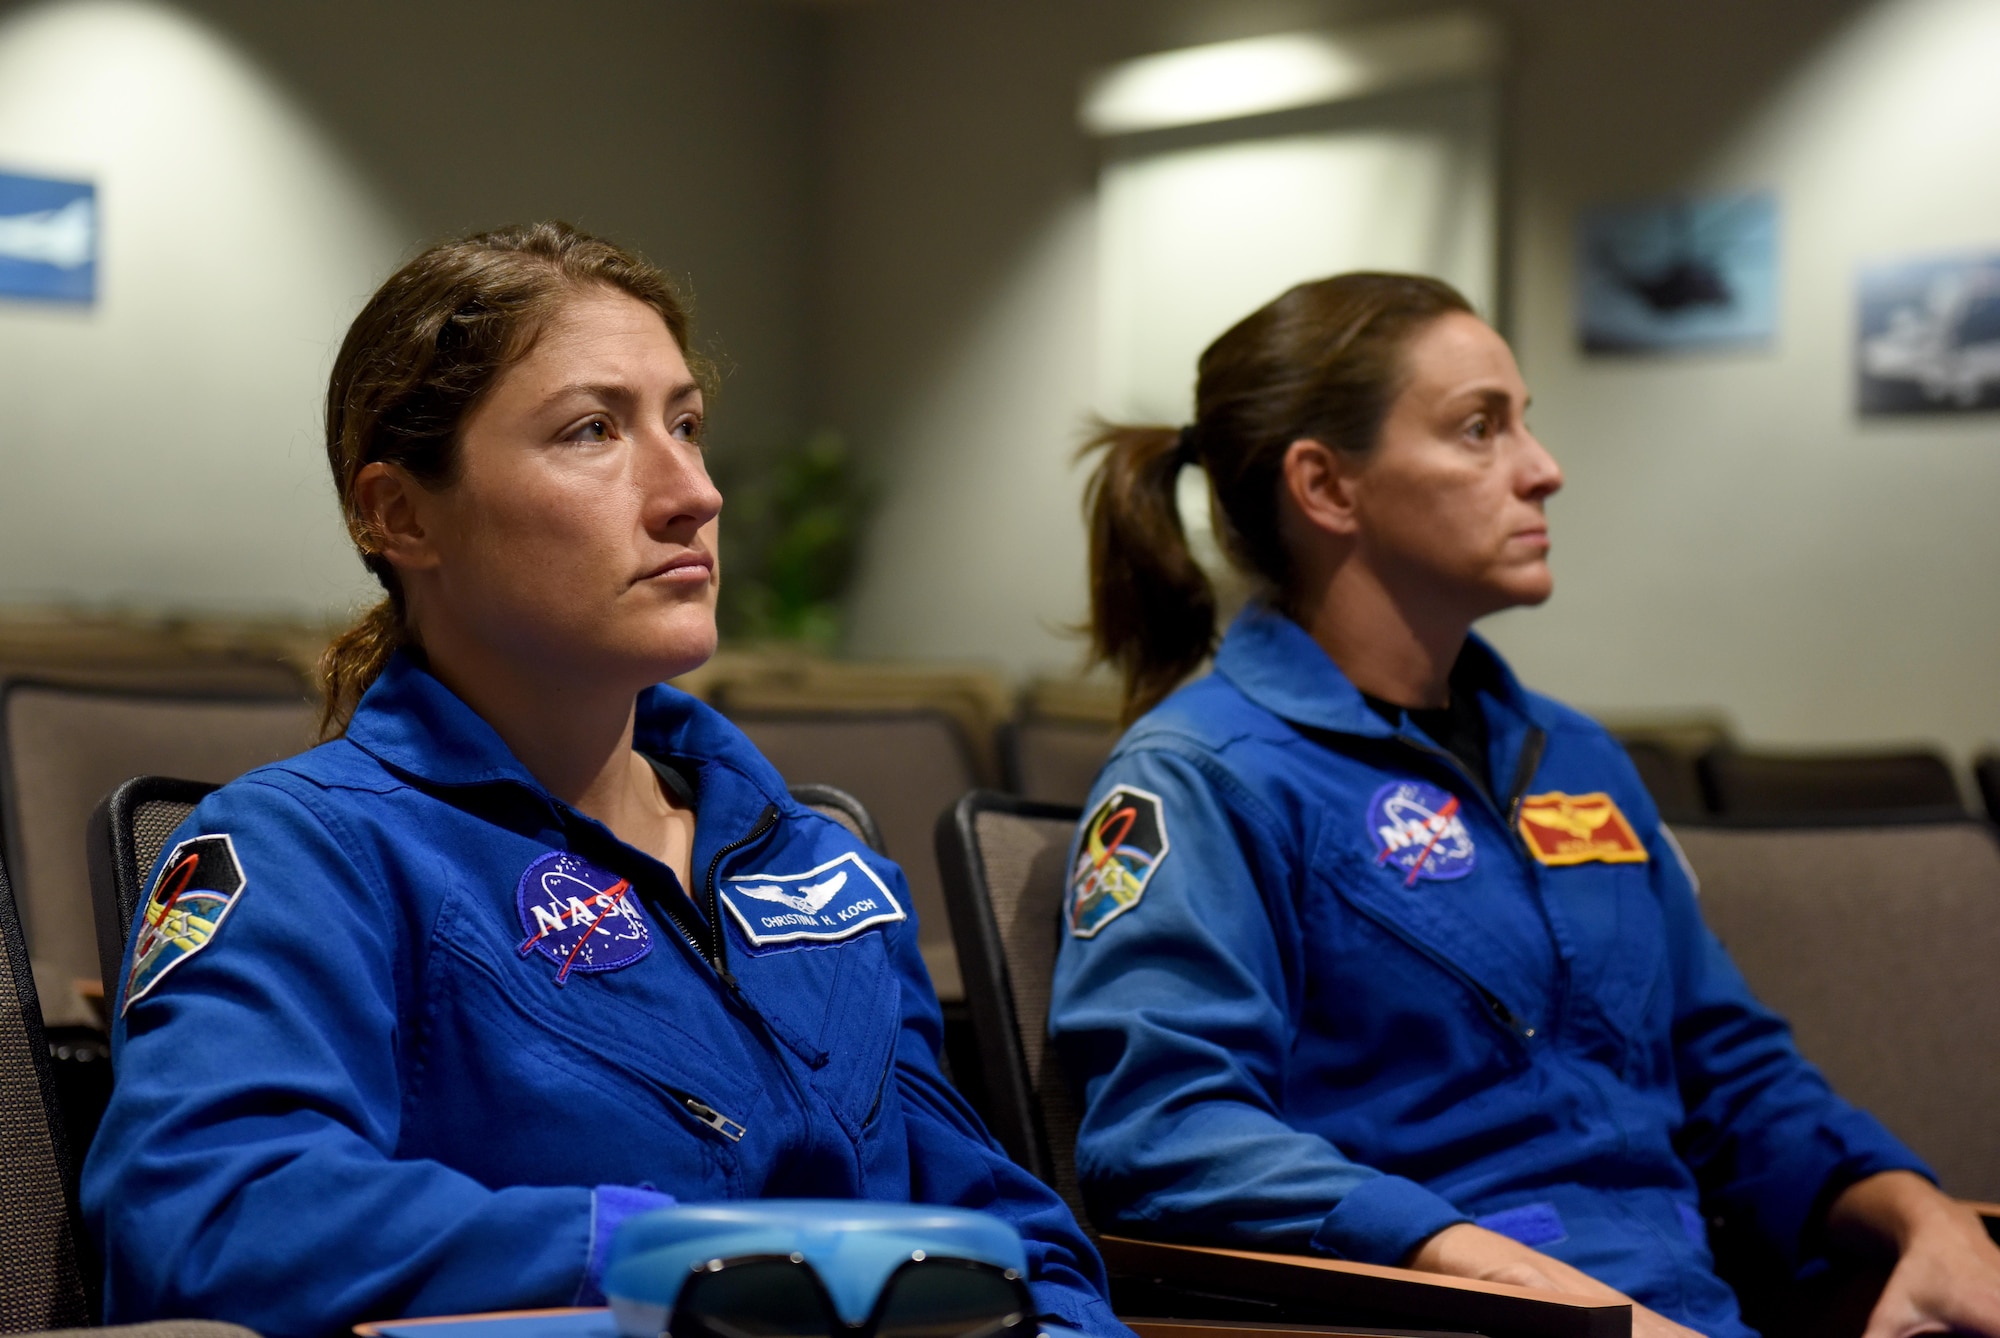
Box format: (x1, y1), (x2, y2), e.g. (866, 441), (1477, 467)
(640, 435), (723, 531)
(1518, 431), (1563, 499)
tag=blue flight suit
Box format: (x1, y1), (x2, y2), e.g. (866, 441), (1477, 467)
(1048, 604), (1930, 1337)
(84, 653), (1125, 1338)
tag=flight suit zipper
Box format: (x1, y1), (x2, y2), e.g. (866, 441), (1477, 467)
(675, 1091), (748, 1142)
(704, 803), (780, 989)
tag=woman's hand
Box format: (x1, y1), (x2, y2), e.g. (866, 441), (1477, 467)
(1830, 1171), (2000, 1337)
(1408, 1223), (1708, 1338)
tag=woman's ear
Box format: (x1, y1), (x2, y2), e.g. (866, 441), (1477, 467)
(1281, 437), (1363, 539)
(352, 461), (442, 574)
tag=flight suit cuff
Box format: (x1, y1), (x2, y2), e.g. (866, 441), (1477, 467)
(578, 1185), (677, 1304)
(1308, 1174), (1470, 1267)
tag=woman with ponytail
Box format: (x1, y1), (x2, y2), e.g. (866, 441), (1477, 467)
(84, 222), (1125, 1338)
(1052, 275), (2000, 1338)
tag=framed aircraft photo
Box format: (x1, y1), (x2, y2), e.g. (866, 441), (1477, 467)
(1856, 250), (2000, 415)
(0, 169), (97, 304)
(1574, 190), (1777, 354)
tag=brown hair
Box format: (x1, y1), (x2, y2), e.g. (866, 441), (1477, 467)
(318, 220), (705, 738)
(1081, 272), (1473, 722)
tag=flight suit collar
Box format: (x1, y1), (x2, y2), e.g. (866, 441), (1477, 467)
(343, 649), (789, 810)
(1212, 602), (1541, 741)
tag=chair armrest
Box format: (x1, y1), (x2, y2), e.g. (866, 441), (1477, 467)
(1101, 1236), (1631, 1338)
(1963, 1200), (2000, 1246)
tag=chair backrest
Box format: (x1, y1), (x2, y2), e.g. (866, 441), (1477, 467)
(1698, 747), (1964, 820)
(934, 791), (1088, 1227)
(1673, 818), (2000, 1199)
(788, 783), (886, 854)
(726, 709), (980, 1001)
(0, 681), (315, 1027)
(86, 777), (222, 1001)
(1975, 750), (2000, 825)
(0, 852), (92, 1331)
(999, 718), (1119, 808)
(1617, 738), (1708, 822)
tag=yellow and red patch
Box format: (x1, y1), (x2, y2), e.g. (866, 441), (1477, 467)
(1516, 792), (1649, 867)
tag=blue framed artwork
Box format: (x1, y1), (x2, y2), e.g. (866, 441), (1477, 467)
(0, 170), (97, 304)
(1857, 250), (2000, 415)
(1575, 191), (1778, 354)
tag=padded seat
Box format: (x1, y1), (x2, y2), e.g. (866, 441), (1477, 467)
(1673, 820), (2000, 1200)
(1698, 747), (1964, 820)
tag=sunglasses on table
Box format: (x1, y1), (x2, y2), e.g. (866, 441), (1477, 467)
(668, 1248), (1036, 1338)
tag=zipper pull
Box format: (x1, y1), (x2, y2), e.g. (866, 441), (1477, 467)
(682, 1096), (747, 1142)
(1481, 988), (1537, 1039)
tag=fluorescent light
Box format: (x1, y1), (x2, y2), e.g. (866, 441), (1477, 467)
(1080, 11), (1503, 137)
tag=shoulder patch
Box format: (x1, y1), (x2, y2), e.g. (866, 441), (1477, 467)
(515, 851), (653, 984)
(124, 834), (247, 1014)
(1067, 786), (1170, 939)
(1517, 792), (1649, 866)
(1369, 779), (1477, 885)
(719, 850), (904, 948)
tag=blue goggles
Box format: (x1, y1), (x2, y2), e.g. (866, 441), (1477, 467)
(605, 1202), (1039, 1338)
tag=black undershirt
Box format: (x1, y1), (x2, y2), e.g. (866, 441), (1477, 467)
(1362, 652), (1494, 794)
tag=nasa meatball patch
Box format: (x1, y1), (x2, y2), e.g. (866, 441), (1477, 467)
(719, 850), (905, 948)
(515, 851), (653, 984)
(124, 834), (248, 1015)
(1067, 786), (1170, 939)
(1368, 778), (1477, 885)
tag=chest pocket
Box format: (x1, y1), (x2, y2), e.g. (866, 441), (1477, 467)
(1538, 857), (1673, 1072)
(406, 895), (775, 1200)
(735, 926), (904, 1142)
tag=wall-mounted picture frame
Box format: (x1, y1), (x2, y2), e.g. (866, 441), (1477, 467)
(1856, 250), (2000, 415)
(1575, 190), (1778, 354)
(0, 169), (98, 304)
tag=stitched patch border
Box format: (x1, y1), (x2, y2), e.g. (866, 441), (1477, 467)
(124, 833), (247, 1014)
(1067, 785), (1170, 939)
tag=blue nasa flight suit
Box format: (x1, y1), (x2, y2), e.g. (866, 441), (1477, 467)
(84, 652), (1125, 1338)
(1048, 604), (1930, 1337)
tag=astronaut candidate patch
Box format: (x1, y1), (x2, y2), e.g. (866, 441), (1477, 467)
(719, 850), (905, 948)
(124, 833), (248, 1015)
(1067, 786), (1169, 939)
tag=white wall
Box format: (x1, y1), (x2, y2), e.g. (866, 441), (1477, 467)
(818, 0), (2000, 760)
(1484, 0), (2000, 761)
(0, 0), (818, 620)
(0, 0), (404, 615)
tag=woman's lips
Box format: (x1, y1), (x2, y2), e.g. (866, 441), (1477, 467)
(641, 554), (714, 585)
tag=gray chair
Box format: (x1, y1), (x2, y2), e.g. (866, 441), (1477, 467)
(0, 850), (91, 1330)
(933, 790), (1630, 1338)
(1673, 818), (2000, 1201)
(999, 718), (1119, 808)
(0, 682), (314, 1029)
(723, 709), (980, 1002)
(1616, 739), (1708, 822)
(1698, 747), (1964, 821)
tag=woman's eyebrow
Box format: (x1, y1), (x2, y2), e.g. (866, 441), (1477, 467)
(542, 377), (702, 409)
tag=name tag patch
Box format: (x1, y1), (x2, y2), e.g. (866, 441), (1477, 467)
(515, 851), (653, 984)
(1517, 792), (1650, 866)
(720, 851), (904, 947)
(124, 833), (247, 1014)
(1067, 786), (1169, 939)
(1369, 779), (1477, 884)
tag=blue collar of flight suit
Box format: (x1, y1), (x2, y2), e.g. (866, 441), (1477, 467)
(1211, 602), (1551, 799)
(344, 649), (787, 804)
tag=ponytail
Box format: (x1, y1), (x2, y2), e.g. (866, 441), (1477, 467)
(1080, 272), (1475, 724)
(1080, 423), (1217, 724)
(317, 597), (405, 740)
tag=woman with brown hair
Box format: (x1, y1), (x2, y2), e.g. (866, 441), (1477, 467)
(83, 222), (1124, 1338)
(1047, 274), (2000, 1338)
